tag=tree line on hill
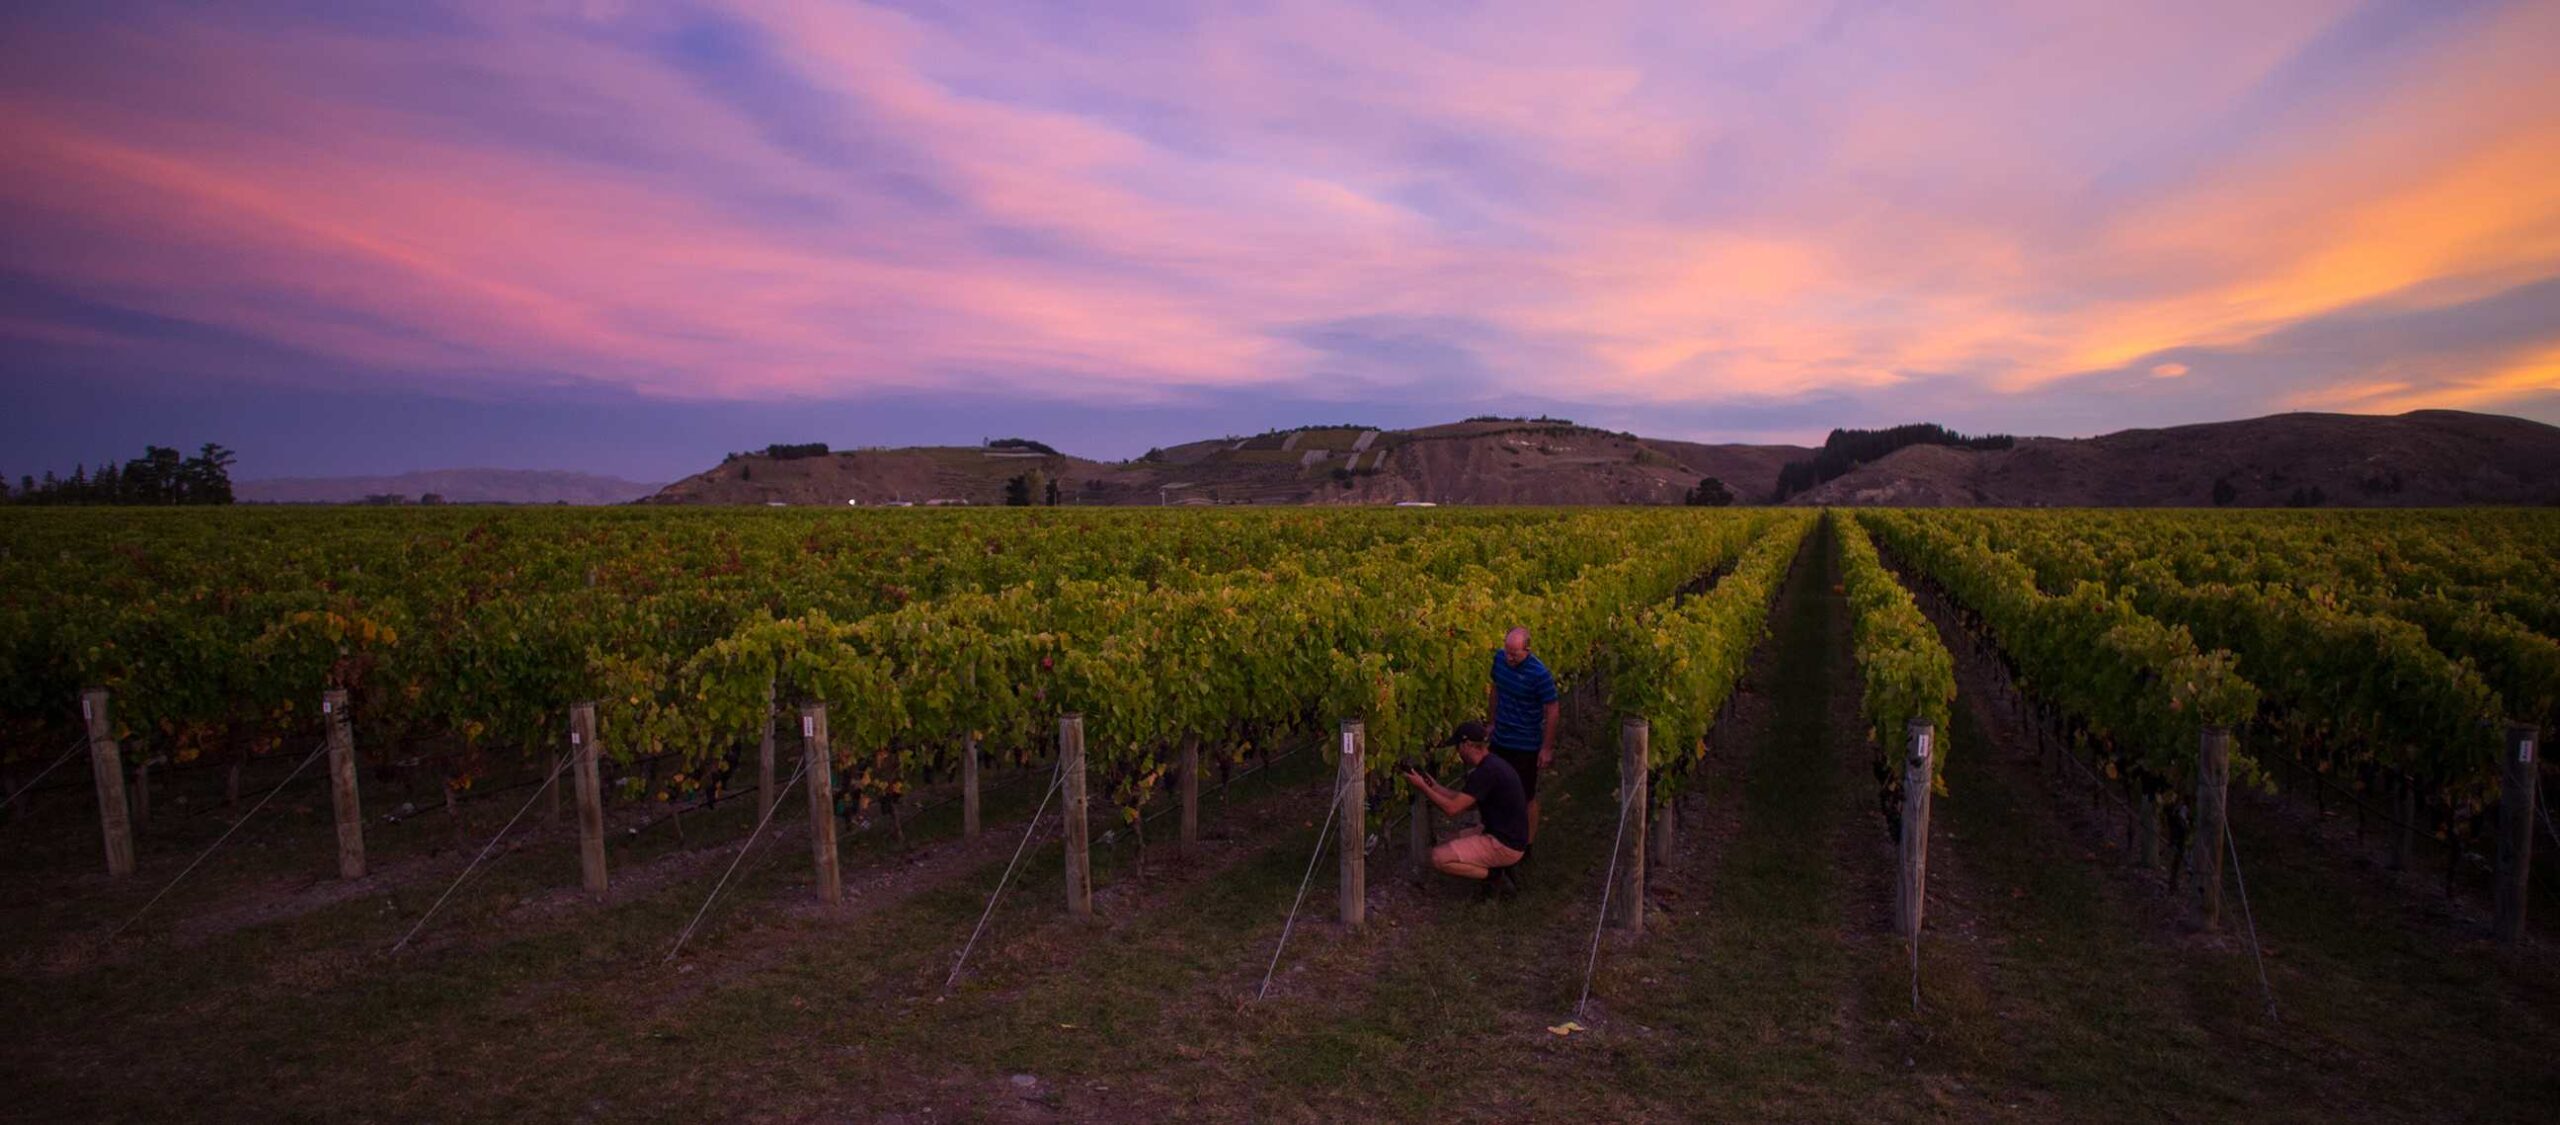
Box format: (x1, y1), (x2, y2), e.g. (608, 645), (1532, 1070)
(1769, 424), (2015, 501)
(723, 442), (832, 463)
(723, 438), (1063, 465)
(4, 443), (236, 506)
(1005, 468), (1061, 505)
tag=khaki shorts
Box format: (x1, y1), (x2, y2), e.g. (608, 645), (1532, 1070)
(1432, 828), (1524, 878)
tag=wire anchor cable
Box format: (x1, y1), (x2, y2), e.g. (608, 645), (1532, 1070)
(666, 757), (812, 963)
(944, 762), (1066, 989)
(0, 736), (90, 818)
(1574, 778), (1644, 1022)
(1256, 770), (1353, 1001)
(391, 751), (574, 953)
(2224, 817), (2279, 1021)
(110, 739), (329, 941)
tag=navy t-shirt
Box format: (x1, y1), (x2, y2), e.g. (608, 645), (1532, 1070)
(1463, 753), (1531, 851)
(1490, 650), (1558, 751)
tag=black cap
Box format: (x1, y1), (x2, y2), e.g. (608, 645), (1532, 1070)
(1444, 720), (1491, 748)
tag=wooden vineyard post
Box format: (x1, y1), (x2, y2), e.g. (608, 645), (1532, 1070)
(570, 702), (608, 899)
(1614, 718), (1649, 932)
(802, 702), (842, 906)
(1178, 735), (1200, 853)
(82, 688), (135, 878)
(1895, 721), (1934, 939)
(1061, 714), (1092, 918)
(2493, 724), (2538, 944)
(1338, 721), (1365, 930)
(963, 732), (983, 840)
(759, 677), (779, 821)
(1649, 791), (1678, 869)
(2189, 726), (2232, 930)
(323, 689), (366, 880)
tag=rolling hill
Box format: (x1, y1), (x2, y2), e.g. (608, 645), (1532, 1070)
(1788, 410), (2560, 507)
(640, 410), (2560, 508)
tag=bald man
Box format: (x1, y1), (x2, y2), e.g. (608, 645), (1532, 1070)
(1486, 626), (1559, 858)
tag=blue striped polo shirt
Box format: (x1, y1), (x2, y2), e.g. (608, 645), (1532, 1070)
(1489, 649), (1558, 751)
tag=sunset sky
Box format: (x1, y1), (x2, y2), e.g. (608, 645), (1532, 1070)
(4, 0), (2557, 481)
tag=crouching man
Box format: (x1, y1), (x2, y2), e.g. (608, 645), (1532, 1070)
(1404, 721), (1530, 894)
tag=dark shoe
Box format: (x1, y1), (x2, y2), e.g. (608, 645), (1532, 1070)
(1491, 867), (1521, 898)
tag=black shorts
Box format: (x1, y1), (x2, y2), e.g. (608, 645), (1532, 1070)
(1492, 747), (1541, 799)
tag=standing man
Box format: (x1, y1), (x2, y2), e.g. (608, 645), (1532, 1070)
(1405, 722), (1528, 894)
(1486, 626), (1559, 861)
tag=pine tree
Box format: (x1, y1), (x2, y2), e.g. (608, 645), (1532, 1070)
(182, 443), (236, 505)
(93, 461), (124, 503)
(8, 443), (237, 505)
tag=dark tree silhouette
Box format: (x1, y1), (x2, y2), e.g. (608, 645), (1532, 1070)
(6, 443), (237, 505)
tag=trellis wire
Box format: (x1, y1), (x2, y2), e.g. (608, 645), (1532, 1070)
(185, 752), (334, 819)
(625, 784), (759, 839)
(1094, 737), (1317, 855)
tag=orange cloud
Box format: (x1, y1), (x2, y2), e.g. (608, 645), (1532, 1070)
(0, 0), (2554, 437)
(2288, 345), (2560, 415)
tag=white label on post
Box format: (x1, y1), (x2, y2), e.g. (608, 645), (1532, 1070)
(82, 698), (92, 721)
(1913, 731), (1932, 761)
(803, 716), (815, 738)
(322, 699), (333, 715)
(571, 732), (581, 746)
(2524, 740), (2536, 764)
(1342, 731), (1356, 757)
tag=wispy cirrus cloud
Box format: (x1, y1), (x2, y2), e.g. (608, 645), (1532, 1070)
(0, 0), (2555, 474)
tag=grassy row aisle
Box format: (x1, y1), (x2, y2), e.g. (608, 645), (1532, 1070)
(1162, 513), (1942, 1121)
(1899, 679), (2272, 1121)
(1569, 509), (1911, 1120)
(1897, 554), (2560, 1124)
(1051, 515), (1911, 1119)
(712, 529), (1897, 1120)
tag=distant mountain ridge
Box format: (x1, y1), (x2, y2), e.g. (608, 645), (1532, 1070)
(239, 469), (663, 505)
(1788, 410), (2560, 508)
(642, 410), (2560, 508)
(646, 419), (1807, 507)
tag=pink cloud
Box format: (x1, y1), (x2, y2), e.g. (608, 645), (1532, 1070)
(1, 0), (2556, 432)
